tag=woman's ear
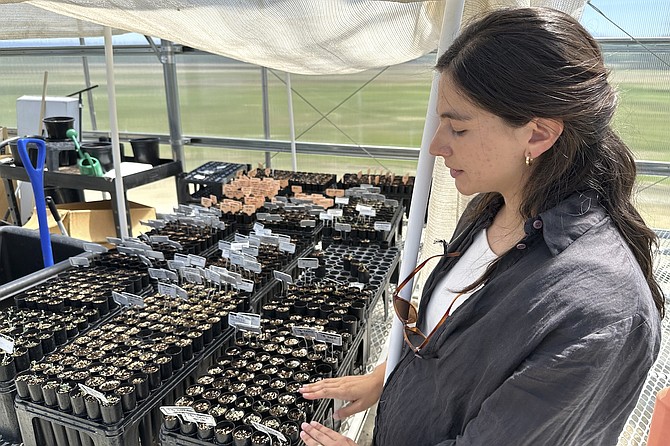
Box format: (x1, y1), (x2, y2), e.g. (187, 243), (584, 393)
(527, 118), (564, 158)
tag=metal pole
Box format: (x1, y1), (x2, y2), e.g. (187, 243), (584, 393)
(261, 67), (272, 168)
(385, 0), (466, 382)
(286, 72), (298, 172)
(104, 27), (129, 239)
(160, 39), (185, 163)
(79, 37), (97, 130)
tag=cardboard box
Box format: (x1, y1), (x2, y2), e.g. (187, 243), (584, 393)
(1, 128), (17, 224)
(0, 178), (18, 225)
(23, 200), (156, 243)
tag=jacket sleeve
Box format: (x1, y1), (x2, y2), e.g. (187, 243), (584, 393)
(432, 315), (657, 446)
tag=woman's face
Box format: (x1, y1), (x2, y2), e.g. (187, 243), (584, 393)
(429, 73), (531, 199)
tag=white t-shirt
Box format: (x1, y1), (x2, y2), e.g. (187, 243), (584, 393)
(422, 229), (498, 334)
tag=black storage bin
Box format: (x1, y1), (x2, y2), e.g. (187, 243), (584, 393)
(0, 226), (87, 287)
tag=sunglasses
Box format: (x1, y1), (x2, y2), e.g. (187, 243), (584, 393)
(393, 251), (461, 355)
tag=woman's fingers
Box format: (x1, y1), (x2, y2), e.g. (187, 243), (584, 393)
(300, 421), (357, 446)
(334, 399), (366, 420)
(300, 378), (351, 400)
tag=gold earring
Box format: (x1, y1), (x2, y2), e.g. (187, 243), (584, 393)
(525, 155), (533, 166)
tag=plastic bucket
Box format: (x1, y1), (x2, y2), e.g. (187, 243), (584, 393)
(8, 141), (38, 167)
(129, 137), (160, 165)
(43, 116), (74, 140)
(81, 142), (114, 172)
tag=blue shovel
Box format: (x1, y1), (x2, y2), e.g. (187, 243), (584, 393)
(16, 137), (54, 268)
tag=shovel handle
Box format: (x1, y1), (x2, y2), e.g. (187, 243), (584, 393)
(16, 138), (54, 267)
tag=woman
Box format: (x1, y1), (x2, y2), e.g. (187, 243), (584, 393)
(299, 7), (664, 446)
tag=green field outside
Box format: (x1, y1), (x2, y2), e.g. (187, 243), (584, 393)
(0, 52), (668, 227)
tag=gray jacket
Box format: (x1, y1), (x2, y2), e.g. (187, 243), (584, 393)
(373, 192), (661, 445)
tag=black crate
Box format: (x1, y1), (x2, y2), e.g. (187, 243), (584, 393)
(177, 162), (248, 204)
(14, 326), (236, 446)
(0, 226), (86, 287)
(0, 383), (19, 444)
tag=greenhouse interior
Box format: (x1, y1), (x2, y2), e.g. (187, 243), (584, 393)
(0, 0), (669, 445)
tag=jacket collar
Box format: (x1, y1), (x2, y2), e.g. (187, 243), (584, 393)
(538, 191), (606, 256)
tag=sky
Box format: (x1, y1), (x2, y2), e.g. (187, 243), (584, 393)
(0, 0), (668, 48)
(582, 0), (670, 38)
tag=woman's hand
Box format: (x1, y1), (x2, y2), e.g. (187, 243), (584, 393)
(301, 421), (357, 446)
(299, 362), (385, 420)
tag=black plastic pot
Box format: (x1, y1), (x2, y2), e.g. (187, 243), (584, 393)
(100, 396), (123, 424)
(197, 423), (215, 440)
(130, 371), (150, 400)
(8, 140), (39, 167)
(43, 116), (74, 140)
(80, 142), (114, 172)
(14, 370), (33, 398)
(180, 420), (197, 436)
(129, 137), (160, 166)
(84, 394), (101, 420)
(142, 363), (162, 390)
(27, 374), (46, 402)
(42, 379), (61, 406)
(214, 420), (235, 444)
(164, 415), (179, 431)
(116, 384), (137, 412)
(232, 425), (253, 446)
(56, 383), (73, 411)
(0, 354), (16, 382)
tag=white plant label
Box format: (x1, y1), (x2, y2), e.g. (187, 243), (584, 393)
(316, 331), (343, 346)
(228, 312), (261, 329)
(181, 412), (216, 426)
(188, 254), (207, 268)
(69, 256), (90, 267)
(278, 242), (296, 254)
(273, 270), (293, 284)
(374, 222), (392, 232)
(160, 406), (196, 416)
(78, 384), (109, 404)
(0, 334), (15, 354)
(83, 243), (107, 253)
(292, 326), (318, 339)
(298, 258), (319, 269)
(251, 421), (288, 443)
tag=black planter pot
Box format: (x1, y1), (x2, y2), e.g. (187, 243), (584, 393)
(100, 396), (123, 424)
(251, 431), (271, 446)
(42, 379), (61, 406)
(56, 383), (73, 411)
(214, 421), (235, 444)
(43, 116), (74, 140)
(27, 374), (46, 402)
(142, 363), (162, 390)
(70, 387), (88, 417)
(166, 345), (183, 370)
(14, 370), (33, 398)
(232, 424), (253, 446)
(130, 372), (150, 400)
(197, 423), (215, 441)
(164, 415), (179, 431)
(116, 384), (137, 412)
(315, 363), (333, 379)
(129, 137), (160, 166)
(0, 354), (16, 382)
(180, 420), (198, 437)
(280, 420), (301, 443)
(85, 394), (102, 420)
(80, 142), (114, 172)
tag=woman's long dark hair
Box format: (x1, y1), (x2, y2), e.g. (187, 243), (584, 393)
(437, 7), (665, 317)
